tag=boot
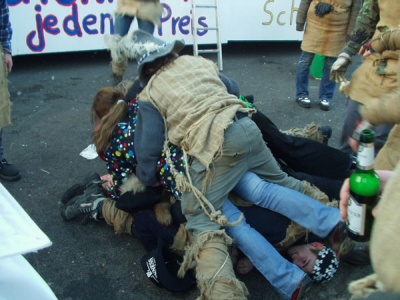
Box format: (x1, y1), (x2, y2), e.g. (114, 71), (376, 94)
(282, 123), (332, 145)
(61, 173), (101, 204)
(179, 230), (248, 300)
(111, 56), (128, 85)
(61, 183), (105, 221)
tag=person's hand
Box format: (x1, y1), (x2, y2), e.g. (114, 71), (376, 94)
(315, 2), (334, 17)
(350, 119), (374, 153)
(4, 53), (12, 73)
(339, 178), (351, 222)
(296, 23), (305, 32)
(100, 174), (114, 191)
(348, 137), (359, 153)
(330, 53), (352, 82)
(359, 43), (374, 58)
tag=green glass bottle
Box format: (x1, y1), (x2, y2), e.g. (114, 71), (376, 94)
(347, 129), (381, 242)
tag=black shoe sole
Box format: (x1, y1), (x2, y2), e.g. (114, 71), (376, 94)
(61, 183), (85, 204)
(296, 99), (311, 108)
(0, 174), (21, 182)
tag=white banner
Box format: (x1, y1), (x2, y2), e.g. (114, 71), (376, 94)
(9, 0), (303, 56)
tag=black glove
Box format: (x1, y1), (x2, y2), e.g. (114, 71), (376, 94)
(116, 185), (164, 213)
(315, 2), (334, 17)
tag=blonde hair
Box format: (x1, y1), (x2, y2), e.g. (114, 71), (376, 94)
(91, 87), (128, 153)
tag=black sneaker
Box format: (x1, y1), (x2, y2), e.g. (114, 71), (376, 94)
(61, 173), (101, 204)
(296, 97), (311, 108)
(341, 242), (370, 265)
(319, 125), (332, 145)
(0, 159), (21, 181)
(61, 183), (105, 221)
(319, 99), (330, 111)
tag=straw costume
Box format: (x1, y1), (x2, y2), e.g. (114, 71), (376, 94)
(331, 0), (400, 170)
(104, 29), (344, 299)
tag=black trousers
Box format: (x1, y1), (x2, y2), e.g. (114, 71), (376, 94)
(251, 110), (352, 199)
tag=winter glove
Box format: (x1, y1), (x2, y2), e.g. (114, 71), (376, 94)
(315, 2), (334, 17)
(296, 23), (305, 32)
(330, 53), (352, 82)
(116, 185), (164, 213)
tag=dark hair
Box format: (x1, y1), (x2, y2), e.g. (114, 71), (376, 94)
(141, 53), (179, 84)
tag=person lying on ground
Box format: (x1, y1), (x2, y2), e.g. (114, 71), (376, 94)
(63, 74), (356, 298)
(62, 170), (347, 300)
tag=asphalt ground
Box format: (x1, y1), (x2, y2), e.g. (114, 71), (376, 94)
(2, 41), (373, 300)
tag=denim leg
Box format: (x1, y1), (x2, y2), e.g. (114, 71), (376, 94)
(114, 13), (134, 36)
(223, 200), (304, 299)
(182, 118), (303, 235)
(137, 18), (155, 34)
(0, 129), (3, 160)
(319, 56), (336, 101)
(233, 172), (342, 237)
(295, 51), (314, 98)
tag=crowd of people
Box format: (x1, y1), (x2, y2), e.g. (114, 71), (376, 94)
(60, 0), (400, 296)
(59, 0), (400, 299)
(2, 0), (398, 299)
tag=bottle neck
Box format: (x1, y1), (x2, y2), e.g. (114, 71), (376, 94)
(356, 141), (375, 170)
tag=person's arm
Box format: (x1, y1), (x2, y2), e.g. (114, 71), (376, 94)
(0, 0), (12, 72)
(343, 0), (380, 56)
(296, 0), (312, 32)
(330, 0), (379, 82)
(219, 73), (240, 97)
(346, 0), (362, 37)
(134, 100), (165, 186)
(348, 86), (400, 152)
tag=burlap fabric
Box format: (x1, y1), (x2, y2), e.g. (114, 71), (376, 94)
(341, 51), (399, 105)
(140, 55), (254, 169)
(178, 230), (248, 300)
(0, 46), (11, 130)
(342, 0), (400, 104)
(341, 0), (400, 171)
(300, 0), (360, 57)
(116, 0), (163, 25)
(348, 161), (400, 298)
(281, 122), (326, 143)
(111, 55), (129, 78)
(374, 125), (400, 170)
(102, 199), (134, 235)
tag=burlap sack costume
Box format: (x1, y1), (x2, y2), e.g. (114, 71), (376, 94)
(297, 0), (361, 57)
(0, 46), (11, 131)
(347, 162), (400, 299)
(99, 125), (333, 299)
(341, 0), (400, 170)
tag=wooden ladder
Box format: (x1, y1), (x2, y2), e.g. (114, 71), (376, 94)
(191, 0), (223, 70)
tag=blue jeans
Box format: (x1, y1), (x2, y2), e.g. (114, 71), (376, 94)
(114, 13), (155, 36)
(0, 129), (4, 160)
(296, 51), (336, 102)
(223, 172), (342, 299)
(182, 117), (304, 235)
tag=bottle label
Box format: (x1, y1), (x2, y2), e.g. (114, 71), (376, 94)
(347, 195), (366, 235)
(357, 143), (374, 170)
